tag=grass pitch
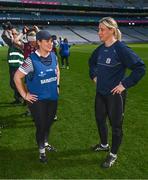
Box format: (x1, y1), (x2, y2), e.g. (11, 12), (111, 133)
(0, 43), (147, 179)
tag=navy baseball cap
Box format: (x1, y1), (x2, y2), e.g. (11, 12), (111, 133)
(36, 30), (52, 41)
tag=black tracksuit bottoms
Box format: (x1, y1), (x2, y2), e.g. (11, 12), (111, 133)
(61, 56), (69, 67)
(95, 91), (126, 154)
(28, 100), (57, 150)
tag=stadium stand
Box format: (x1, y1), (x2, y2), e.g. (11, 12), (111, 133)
(43, 25), (88, 44)
(0, 0), (148, 9)
(0, 0), (148, 44)
(120, 27), (148, 42)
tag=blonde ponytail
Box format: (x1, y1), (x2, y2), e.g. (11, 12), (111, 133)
(115, 28), (122, 41)
(99, 17), (122, 41)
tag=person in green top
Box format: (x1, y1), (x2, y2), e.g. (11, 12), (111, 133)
(8, 45), (24, 103)
(2, 27), (24, 104)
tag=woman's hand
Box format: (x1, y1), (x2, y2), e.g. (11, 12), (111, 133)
(111, 83), (125, 95)
(93, 77), (97, 84)
(24, 92), (38, 103)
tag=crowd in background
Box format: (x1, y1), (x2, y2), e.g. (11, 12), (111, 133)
(1, 21), (70, 105)
(0, 21), (70, 139)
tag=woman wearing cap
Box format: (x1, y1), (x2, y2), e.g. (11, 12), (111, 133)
(89, 17), (145, 168)
(14, 30), (60, 163)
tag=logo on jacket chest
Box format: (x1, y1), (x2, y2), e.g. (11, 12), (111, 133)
(38, 71), (46, 77)
(106, 58), (111, 64)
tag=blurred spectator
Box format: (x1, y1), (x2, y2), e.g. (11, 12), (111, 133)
(23, 27), (38, 59)
(52, 35), (58, 56)
(0, 41), (4, 46)
(58, 37), (63, 57)
(1, 23), (24, 104)
(23, 27), (39, 116)
(59, 38), (70, 69)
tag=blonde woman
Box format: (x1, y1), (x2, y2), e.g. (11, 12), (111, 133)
(89, 17), (145, 168)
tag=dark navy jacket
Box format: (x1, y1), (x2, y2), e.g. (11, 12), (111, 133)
(89, 40), (146, 95)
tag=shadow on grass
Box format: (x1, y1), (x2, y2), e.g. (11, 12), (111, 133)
(0, 147), (100, 178)
(0, 114), (33, 129)
(0, 101), (25, 108)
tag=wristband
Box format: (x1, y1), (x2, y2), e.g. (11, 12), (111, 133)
(57, 85), (60, 88)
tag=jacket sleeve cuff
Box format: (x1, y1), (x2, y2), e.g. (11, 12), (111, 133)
(90, 74), (96, 80)
(121, 79), (133, 89)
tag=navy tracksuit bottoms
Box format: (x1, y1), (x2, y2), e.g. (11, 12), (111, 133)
(95, 91), (126, 154)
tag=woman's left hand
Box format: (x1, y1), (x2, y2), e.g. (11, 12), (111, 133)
(111, 83), (125, 95)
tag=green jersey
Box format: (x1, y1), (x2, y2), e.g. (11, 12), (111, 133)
(8, 46), (24, 67)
